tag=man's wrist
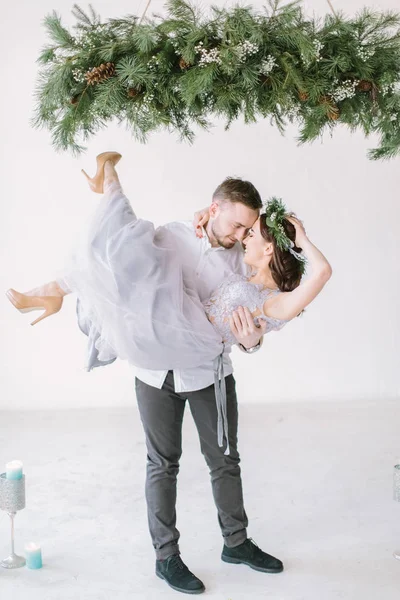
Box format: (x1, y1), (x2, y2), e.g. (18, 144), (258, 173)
(237, 337), (263, 353)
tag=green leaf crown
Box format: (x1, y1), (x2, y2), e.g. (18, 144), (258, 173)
(262, 197), (307, 273)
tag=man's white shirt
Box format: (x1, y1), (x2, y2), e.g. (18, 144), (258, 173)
(133, 220), (251, 392)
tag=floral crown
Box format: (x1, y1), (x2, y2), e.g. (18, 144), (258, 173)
(262, 197), (307, 272)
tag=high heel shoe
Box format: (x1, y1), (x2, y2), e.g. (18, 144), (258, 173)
(5, 289), (63, 326)
(81, 151), (122, 193)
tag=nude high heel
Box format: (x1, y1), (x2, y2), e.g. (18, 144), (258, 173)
(5, 289), (63, 326)
(81, 151), (122, 193)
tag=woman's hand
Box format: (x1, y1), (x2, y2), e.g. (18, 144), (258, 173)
(193, 206), (210, 238)
(286, 214), (308, 246)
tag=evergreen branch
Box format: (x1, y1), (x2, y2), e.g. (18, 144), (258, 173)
(107, 15), (139, 31)
(31, 1), (400, 158)
(358, 10), (400, 41)
(165, 0), (201, 24)
(37, 47), (56, 64)
(43, 11), (76, 47)
(131, 25), (163, 53)
(89, 4), (100, 25)
(71, 3), (100, 26)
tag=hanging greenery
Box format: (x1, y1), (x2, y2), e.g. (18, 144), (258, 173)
(32, 0), (400, 159)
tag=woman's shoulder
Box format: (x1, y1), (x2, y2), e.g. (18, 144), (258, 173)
(260, 288), (290, 326)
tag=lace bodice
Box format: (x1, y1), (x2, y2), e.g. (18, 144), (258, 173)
(202, 273), (288, 346)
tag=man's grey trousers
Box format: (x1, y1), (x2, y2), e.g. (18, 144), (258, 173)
(135, 370), (249, 560)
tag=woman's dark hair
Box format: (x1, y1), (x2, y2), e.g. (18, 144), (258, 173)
(259, 215), (303, 292)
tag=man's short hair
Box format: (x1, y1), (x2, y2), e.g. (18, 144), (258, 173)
(212, 177), (263, 211)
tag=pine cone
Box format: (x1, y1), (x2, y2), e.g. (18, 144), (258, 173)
(128, 88), (139, 98)
(319, 94), (330, 104)
(327, 108), (340, 120)
(298, 90), (309, 102)
(85, 62), (116, 86)
(319, 95), (339, 120)
(179, 57), (190, 70)
(356, 80), (372, 92)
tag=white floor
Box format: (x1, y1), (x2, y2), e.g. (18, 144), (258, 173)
(0, 399), (399, 600)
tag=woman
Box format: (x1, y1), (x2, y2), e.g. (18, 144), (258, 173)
(6, 152), (332, 451)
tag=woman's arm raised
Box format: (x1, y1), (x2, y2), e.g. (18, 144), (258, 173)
(263, 216), (332, 322)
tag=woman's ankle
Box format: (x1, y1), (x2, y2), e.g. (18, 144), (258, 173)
(104, 160), (120, 185)
(54, 280), (71, 296)
(24, 281), (70, 297)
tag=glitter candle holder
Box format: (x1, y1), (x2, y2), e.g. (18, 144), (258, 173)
(0, 473), (26, 568)
(393, 464), (400, 560)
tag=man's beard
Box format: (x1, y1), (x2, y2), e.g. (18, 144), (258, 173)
(211, 223), (236, 249)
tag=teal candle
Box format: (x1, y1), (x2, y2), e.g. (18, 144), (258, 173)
(25, 543), (43, 569)
(6, 460), (23, 480)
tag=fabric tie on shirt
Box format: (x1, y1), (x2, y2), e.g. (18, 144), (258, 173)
(77, 296), (231, 456)
(213, 343), (231, 456)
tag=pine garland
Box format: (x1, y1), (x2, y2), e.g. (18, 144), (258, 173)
(32, 0), (400, 159)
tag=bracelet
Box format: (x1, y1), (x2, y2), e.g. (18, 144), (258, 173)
(238, 336), (264, 354)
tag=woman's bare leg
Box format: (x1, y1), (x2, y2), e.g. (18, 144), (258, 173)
(23, 280), (70, 297)
(21, 162), (121, 299)
(103, 160), (121, 191)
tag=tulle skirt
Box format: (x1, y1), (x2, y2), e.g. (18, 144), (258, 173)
(58, 180), (224, 371)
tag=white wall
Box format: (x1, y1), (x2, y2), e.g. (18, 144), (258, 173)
(0, 0), (399, 410)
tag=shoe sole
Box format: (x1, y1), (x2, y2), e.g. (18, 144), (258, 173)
(156, 571), (206, 594)
(221, 555), (284, 573)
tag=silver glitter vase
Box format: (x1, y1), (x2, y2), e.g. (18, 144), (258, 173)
(393, 464), (400, 560)
(0, 473), (26, 568)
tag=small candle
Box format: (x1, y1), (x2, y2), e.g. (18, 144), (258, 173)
(6, 460), (23, 480)
(25, 542), (43, 569)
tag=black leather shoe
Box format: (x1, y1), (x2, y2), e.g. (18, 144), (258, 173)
(156, 554), (206, 594)
(221, 538), (284, 573)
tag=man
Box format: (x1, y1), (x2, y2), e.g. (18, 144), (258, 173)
(133, 177), (284, 594)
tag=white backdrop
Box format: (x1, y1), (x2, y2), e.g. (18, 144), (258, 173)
(0, 0), (399, 410)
